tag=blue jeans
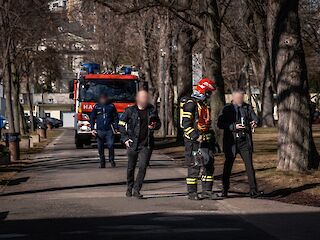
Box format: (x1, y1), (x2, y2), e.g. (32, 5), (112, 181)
(97, 130), (115, 164)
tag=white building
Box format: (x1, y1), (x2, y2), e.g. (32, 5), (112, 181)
(0, 84), (5, 116)
(49, 0), (68, 12)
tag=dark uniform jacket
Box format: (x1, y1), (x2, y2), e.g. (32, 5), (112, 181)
(90, 102), (119, 131)
(119, 104), (161, 150)
(181, 97), (212, 142)
(217, 102), (259, 157)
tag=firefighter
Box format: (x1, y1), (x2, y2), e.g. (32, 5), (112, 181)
(180, 78), (218, 200)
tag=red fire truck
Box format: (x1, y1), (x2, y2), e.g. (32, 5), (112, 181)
(70, 64), (142, 148)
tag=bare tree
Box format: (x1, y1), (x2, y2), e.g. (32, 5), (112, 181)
(222, 0), (275, 127)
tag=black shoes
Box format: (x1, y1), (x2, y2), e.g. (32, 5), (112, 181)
(188, 193), (200, 200)
(201, 191), (223, 200)
(126, 189), (143, 199)
(99, 161), (116, 168)
(110, 160), (116, 168)
(220, 189), (228, 198)
(133, 191), (143, 199)
(126, 189), (132, 197)
(250, 190), (264, 199)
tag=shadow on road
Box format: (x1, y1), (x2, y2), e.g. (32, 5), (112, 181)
(0, 212), (288, 240)
(264, 183), (320, 198)
(0, 177), (29, 186)
(0, 177), (186, 197)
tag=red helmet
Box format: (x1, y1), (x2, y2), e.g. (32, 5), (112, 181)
(195, 78), (216, 94)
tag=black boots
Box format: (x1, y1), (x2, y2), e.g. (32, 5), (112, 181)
(133, 191), (143, 199)
(110, 160), (116, 168)
(188, 192), (200, 200)
(220, 189), (228, 198)
(249, 190), (264, 199)
(126, 189), (132, 197)
(201, 191), (223, 200)
(99, 160), (116, 168)
(126, 189), (143, 199)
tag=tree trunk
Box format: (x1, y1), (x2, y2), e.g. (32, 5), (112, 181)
(3, 50), (20, 161)
(240, 58), (252, 104)
(11, 63), (20, 134)
(4, 54), (14, 134)
(176, 25), (195, 141)
(250, 7), (275, 127)
(200, 0), (225, 143)
(141, 16), (158, 107)
(261, 76), (275, 127)
(268, 0), (319, 171)
(26, 75), (35, 133)
(177, 26), (194, 99)
(158, 14), (168, 138)
(164, 16), (175, 136)
(19, 104), (27, 135)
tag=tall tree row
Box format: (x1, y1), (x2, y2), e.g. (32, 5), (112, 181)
(94, 0), (319, 171)
(0, 0), (56, 160)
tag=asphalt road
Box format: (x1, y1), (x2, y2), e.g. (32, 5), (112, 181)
(0, 129), (319, 240)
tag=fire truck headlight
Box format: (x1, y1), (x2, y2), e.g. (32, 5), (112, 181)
(78, 121), (91, 132)
(81, 114), (90, 121)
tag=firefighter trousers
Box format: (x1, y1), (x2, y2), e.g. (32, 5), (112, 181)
(184, 139), (214, 194)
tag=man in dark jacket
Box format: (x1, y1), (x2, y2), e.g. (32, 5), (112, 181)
(90, 93), (118, 168)
(119, 90), (161, 199)
(217, 89), (263, 198)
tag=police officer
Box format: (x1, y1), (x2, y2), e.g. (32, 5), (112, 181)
(180, 78), (218, 200)
(217, 89), (263, 198)
(90, 93), (118, 168)
(119, 90), (161, 199)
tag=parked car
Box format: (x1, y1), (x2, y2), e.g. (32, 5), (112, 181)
(25, 115), (47, 129)
(0, 115), (9, 129)
(46, 117), (63, 128)
(35, 117), (48, 129)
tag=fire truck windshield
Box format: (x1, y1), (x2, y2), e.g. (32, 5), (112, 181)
(79, 80), (137, 102)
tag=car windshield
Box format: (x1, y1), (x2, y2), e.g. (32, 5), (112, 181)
(79, 80), (137, 102)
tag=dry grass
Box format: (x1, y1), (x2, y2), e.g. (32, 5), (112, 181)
(248, 126), (320, 206)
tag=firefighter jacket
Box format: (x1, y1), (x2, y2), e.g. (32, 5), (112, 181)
(119, 104), (161, 150)
(181, 97), (212, 142)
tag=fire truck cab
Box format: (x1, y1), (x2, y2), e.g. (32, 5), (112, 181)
(70, 63), (143, 149)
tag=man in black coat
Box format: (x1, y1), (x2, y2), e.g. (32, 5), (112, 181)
(119, 90), (161, 199)
(217, 89), (263, 198)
